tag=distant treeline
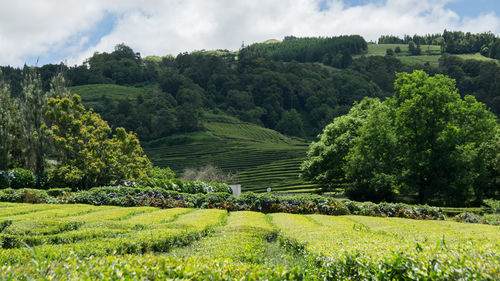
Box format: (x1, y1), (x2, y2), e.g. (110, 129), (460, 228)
(239, 35), (367, 68)
(1, 33), (500, 142)
(378, 30), (500, 59)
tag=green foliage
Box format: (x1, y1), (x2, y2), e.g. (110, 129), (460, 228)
(179, 181), (232, 194)
(272, 213), (499, 280)
(142, 166), (176, 188)
(2, 203), (494, 280)
(240, 35), (367, 67)
(483, 198), (500, 213)
(7, 168), (35, 189)
(21, 71), (48, 175)
(304, 71), (500, 205)
(46, 188), (72, 197)
(275, 109), (305, 137)
(301, 98), (382, 189)
(44, 94), (151, 189)
(0, 74), (13, 170)
(0, 171), (8, 188)
(0, 188), (52, 203)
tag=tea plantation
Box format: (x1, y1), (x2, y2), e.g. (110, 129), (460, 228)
(143, 120), (319, 193)
(0, 203), (498, 280)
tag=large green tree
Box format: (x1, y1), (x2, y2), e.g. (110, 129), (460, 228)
(303, 71), (499, 205)
(44, 93), (151, 189)
(300, 98), (382, 188)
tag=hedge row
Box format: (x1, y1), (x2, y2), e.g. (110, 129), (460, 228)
(0, 186), (447, 221)
(0, 168), (232, 194)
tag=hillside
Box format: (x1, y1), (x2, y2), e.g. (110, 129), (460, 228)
(357, 43), (498, 67)
(142, 118), (319, 193)
(3, 32), (500, 194)
(70, 83), (320, 193)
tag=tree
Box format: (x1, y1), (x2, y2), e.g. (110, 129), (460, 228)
(21, 70), (48, 175)
(275, 109), (305, 137)
(344, 101), (398, 202)
(0, 71), (13, 170)
(300, 98), (381, 189)
(44, 93), (151, 189)
(408, 41), (421, 55)
(302, 71), (499, 205)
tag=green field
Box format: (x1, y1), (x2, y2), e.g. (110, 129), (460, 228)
(144, 120), (319, 193)
(358, 43), (442, 57)
(70, 83), (156, 110)
(357, 44), (498, 67)
(0, 203), (498, 279)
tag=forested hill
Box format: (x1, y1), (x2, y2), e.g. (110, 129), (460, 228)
(1, 32), (500, 143)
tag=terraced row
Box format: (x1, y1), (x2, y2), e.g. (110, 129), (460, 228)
(239, 158), (320, 193)
(147, 141), (306, 174)
(0, 204), (226, 263)
(1, 203), (498, 280)
(272, 213), (500, 280)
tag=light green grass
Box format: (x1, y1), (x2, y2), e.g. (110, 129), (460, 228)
(456, 52), (499, 63)
(357, 44), (498, 67)
(359, 44), (441, 57)
(70, 84), (154, 102)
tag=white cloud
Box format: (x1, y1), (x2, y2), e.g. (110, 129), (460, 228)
(0, 0), (499, 66)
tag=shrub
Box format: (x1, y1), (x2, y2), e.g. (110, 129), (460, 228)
(453, 212), (481, 224)
(8, 168), (35, 189)
(142, 167), (176, 189)
(0, 185), (447, 222)
(483, 198), (500, 213)
(0, 188), (52, 204)
(47, 188), (72, 197)
(180, 181), (232, 194)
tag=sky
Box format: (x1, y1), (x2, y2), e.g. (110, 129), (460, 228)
(0, 0), (499, 67)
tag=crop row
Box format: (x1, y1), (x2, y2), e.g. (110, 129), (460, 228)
(272, 213), (500, 280)
(1, 204), (499, 280)
(0, 205), (226, 264)
(0, 205), (305, 280)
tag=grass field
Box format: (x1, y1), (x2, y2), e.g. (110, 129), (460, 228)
(0, 203), (498, 280)
(357, 44), (498, 67)
(70, 83), (158, 110)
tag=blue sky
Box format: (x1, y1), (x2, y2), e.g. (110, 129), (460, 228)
(445, 0), (499, 18)
(1, 0), (499, 67)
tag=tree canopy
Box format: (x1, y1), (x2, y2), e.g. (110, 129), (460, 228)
(44, 93), (151, 189)
(302, 71), (500, 206)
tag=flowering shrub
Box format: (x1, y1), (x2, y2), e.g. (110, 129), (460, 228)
(7, 168), (35, 189)
(0, 186), (451, 221)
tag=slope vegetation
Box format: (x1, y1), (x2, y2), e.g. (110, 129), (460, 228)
(143, 120), (318, 193)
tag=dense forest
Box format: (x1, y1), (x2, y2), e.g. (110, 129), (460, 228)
(0, 31), (499, 143)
